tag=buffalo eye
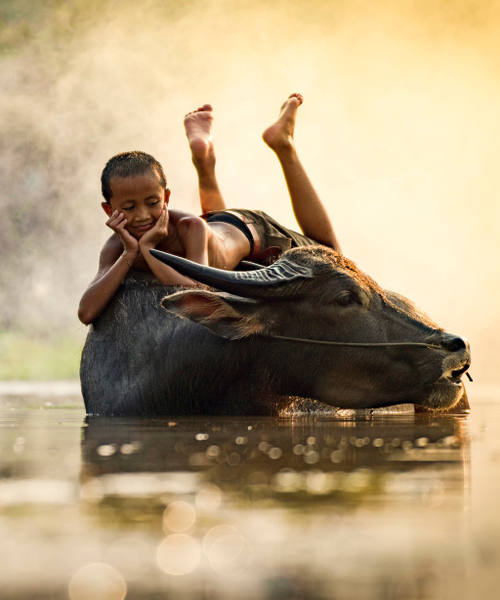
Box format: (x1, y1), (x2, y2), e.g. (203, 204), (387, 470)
(335, 291), (362, 307)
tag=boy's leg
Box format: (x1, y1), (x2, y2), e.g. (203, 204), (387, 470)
(184, 105), (227, 213)
(262, 94), (341, 252)
(183, 104), (253, 269)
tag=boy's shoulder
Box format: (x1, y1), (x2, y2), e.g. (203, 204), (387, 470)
(168, 208), (195, 223)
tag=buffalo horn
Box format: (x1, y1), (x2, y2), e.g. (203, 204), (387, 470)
(149, 249), (314, 298)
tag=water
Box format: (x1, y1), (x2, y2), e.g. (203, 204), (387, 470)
(0, 384), (499, 599)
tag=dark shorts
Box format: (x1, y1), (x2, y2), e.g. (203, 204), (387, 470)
(203, 209), (319, 265)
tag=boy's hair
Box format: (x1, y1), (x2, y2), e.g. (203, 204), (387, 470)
(101, 151), (167, 202)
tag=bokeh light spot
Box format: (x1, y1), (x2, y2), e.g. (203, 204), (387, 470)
(68, 562), (126, 600)
(162, 501), (196, 533)
(96, 444), (117, 457)
(203, 525), (246, 574)
(268, 447), (283, 460)
(195, 482), (222, 512)
(156, 534), (201, 576)
(206, 444), (220, 458)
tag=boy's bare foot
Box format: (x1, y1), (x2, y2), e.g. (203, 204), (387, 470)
(262, 93), (303, 153)
(184, 104), (215, 173)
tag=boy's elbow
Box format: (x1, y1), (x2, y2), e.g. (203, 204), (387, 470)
(78, 304), (94, 326)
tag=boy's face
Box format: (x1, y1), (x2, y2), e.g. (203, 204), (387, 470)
(102, 170), (170, 239)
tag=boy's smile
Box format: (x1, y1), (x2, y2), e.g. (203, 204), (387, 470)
(102, 171), (170, 239)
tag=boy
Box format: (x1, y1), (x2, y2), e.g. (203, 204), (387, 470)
(78, 94), (340, 325)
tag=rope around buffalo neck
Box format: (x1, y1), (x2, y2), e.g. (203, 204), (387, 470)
(268, 334), (442, 349)
(267, 334), (473, 381)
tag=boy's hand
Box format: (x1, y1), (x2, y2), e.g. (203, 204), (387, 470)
(139, 205), (169, 250)
(105, 211), (139, 255)
(106, 210), (139, 255)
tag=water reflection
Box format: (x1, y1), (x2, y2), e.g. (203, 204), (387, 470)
(0, 400), (472, 599)
(78, 412), (469, 599)
(82, 413), (468, 506)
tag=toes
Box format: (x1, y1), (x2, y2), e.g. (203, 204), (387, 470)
(279, 94), (302, 113)
(194, 104), (213, 112)
(287, 93), (303, 107)
(184, 105), (213, 118)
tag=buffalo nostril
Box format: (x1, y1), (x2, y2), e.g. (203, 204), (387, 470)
(451, 363), (470, 379)
(441, 335), (467, 352)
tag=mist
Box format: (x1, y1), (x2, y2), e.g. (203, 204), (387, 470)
(1, 0), (499, 383)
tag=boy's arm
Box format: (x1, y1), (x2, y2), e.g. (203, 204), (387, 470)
(138, 206), (197, 286)
(78, 236), (137, 325)
(170, 211), (209, 265)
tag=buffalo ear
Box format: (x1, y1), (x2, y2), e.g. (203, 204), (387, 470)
(161, 290), (265, 340)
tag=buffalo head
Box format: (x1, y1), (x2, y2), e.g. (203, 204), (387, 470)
(153, 246), (471, 411)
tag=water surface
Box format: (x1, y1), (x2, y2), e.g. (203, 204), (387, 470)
(0, 385), (499, 599)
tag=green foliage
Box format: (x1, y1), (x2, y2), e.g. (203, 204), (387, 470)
(0, 331), (84, 380)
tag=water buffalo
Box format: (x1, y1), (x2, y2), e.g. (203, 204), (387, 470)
(80, 246), (471, 416)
